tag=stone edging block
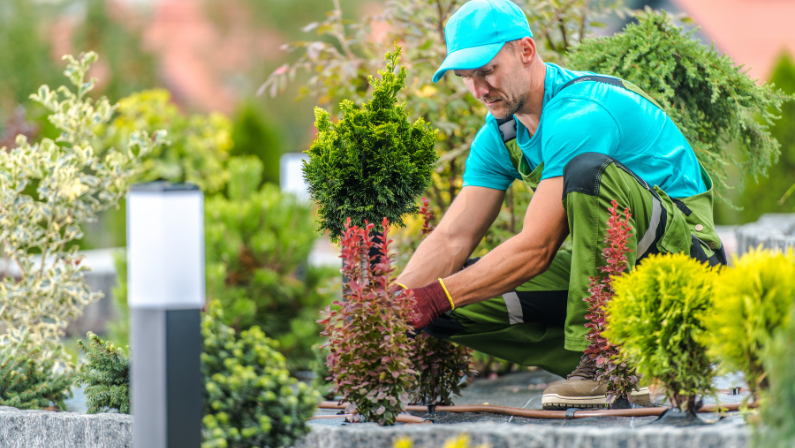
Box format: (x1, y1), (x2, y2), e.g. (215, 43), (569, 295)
(297, 420), (749, 448)
(0, 406), (132, 448)
(0, 406), (749, 448)
(735, 213), (795, 255)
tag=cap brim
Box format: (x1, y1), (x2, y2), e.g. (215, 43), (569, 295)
(432, 41), (505, 83)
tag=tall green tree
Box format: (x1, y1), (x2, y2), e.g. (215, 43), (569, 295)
(739, 52), (795, 221)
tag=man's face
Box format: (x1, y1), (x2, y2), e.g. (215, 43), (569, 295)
(454, 43), (530, 120)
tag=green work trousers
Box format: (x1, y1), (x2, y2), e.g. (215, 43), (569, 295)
(424, 153), (720, 377)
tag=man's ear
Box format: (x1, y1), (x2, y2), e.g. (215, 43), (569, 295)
(518, 37), (537, 67)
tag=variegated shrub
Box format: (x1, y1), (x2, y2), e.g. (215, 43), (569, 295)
(0, 52), (164, 358)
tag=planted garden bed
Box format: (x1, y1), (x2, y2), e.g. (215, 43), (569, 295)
(301, 370), (751, 448)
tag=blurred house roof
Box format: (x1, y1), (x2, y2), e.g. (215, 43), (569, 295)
(141, 0), (284, 114)
(669, 0), (795, 81)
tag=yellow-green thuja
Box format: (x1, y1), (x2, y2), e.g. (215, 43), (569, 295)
(605, 253), (718, 412)
(700, 247), (795, 397)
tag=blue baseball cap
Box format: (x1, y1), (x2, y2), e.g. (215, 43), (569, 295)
(433, 0), (532, 83)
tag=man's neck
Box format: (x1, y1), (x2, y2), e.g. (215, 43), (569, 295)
(513, 59), (546, 137)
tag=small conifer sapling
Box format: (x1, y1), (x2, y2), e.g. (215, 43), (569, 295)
(0, 332), (73, 410)
(75, 332), (130, 414)
(304, 45), (438, 241)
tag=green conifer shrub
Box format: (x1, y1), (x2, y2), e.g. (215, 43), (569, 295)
(568, 10), (792, 198)
(304, 45), (438, 241)
(318, 218), (416, 425)
(753, 305), (795, 448)
(411, 197), (475, 406)
(202, 299), (319, 448)
(205, 156), (337, 371)
(605, 253), (718, 412)
(0, 332), (73, 410)
(700, 248), (795, 396)
(75, 331), (130, 414)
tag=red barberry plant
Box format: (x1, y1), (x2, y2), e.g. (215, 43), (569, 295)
(411, 198), (475, 406)
(583, 200), (638, 404)
(318, 217), (416, 425)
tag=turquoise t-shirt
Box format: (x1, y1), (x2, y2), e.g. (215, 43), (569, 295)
(462, 63), (707, 198)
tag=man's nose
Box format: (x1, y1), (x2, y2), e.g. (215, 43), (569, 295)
(469, 78), (490, 100)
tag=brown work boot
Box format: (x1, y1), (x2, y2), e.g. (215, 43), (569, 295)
(541, 355), (652, 409)
(541, 355), (608, 410)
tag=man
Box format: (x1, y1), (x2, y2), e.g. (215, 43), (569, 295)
(396, 0), (726, 410)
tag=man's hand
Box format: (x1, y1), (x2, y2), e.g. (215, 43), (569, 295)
(406, 280), (453, 330)
(397, 186), (504, 288)
(442, 177), (569, 307)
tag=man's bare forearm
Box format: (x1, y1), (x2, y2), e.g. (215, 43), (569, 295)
(443, 178), (569, 308)
(396, 186), (505, 288)
(396, 229), (471, 288)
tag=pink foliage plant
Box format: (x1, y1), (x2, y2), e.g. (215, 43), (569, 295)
(318, 218), (416, 425)
(583, 200), (639, 404)
(411, 198), (475, 406)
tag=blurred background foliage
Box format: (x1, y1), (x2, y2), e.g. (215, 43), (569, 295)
(737, 52), (795, 221)
(205, 157), (337, 371)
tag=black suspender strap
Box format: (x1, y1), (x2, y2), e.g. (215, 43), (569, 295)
(559, 75), (664, 110)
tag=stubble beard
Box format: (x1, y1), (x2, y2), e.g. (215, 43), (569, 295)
(488, 93), (526, 121)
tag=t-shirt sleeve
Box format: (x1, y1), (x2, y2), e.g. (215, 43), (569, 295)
(462, 122), (521, 191)
(540, 98), (621, 180)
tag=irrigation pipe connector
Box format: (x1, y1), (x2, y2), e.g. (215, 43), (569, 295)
(317, 401), (755, 420)
(308, 414), (430, 424)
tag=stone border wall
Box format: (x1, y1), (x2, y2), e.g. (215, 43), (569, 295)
(297, 420), (749, 448)
(735, 214), (795, 255)
(0, 407), (132, 448)
(0, 406), (750, 448)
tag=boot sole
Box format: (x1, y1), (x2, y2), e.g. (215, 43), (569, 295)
(541, 393), (608, 410)
(541, 387), (651, 410)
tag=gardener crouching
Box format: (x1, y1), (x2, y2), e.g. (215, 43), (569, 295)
(395, 0), (726, 410)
